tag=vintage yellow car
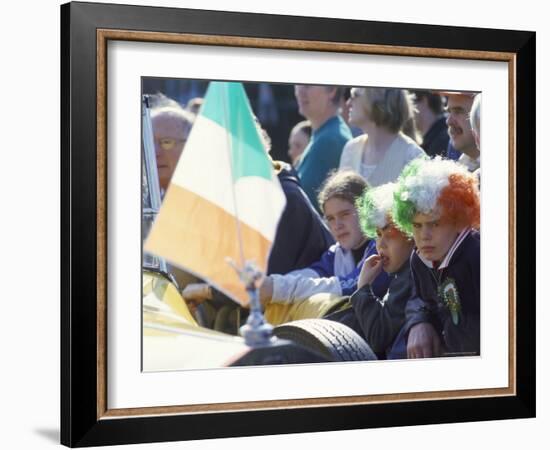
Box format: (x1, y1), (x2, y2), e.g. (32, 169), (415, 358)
(142, 269), (377, 371)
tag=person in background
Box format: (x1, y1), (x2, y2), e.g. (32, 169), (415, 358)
(338, 88), (363, 137)
(146, 94), (200, 302)
(148, 92), (183, 110)
(186, 97), (204, 116)
(410, 90), (450, 157)
(392, 157), (481, 358)
(151, 102), (195, 192)
(469, 94), (481, 181)
(339, 87), (426, 187)
(401, 116), (423, 146)
(287, 120), (312, 167)
(444, 92), (479, 172)
(470, 94), (481, 150)
(294, 84), (352, 211)
(254, 117), (335, 275)
(268, 159), (335, 275)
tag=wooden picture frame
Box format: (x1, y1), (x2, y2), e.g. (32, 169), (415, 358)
(61, 1), (535, 446)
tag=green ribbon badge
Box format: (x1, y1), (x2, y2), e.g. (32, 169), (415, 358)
(438, 277), (462, 326)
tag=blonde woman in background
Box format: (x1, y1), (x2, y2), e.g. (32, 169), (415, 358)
(339, 87), (425, 186)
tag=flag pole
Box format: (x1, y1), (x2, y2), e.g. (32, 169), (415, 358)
(221, 84), (246, 271)
(220, 83), (275, 346)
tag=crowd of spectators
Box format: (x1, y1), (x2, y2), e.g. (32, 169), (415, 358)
(145, 82), (482, 358)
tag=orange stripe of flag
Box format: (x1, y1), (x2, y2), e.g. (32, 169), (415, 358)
(144, 184), (271, 305)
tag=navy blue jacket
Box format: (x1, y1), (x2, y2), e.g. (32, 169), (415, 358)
(421, 116), (450, 158)
(406, 228), (480, 355)
(268, 162), (334, 275)
(325, 259), (412, 358)
(349, 261), (413, 355)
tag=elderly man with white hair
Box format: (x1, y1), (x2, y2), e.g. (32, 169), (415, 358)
(469, 94), (481, 181)
(151, 99), (195, 192)
(470, 94), (481, 151)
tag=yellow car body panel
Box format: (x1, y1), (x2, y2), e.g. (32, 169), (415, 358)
(143, 271), (231, 338)
(142, 271), (250, 370)
(141, 271), (346, 370)
(143, 271), (198, 327)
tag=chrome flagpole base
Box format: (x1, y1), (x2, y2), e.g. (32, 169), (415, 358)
(239, 285), (275, 347)
(227, 258), (276, 347)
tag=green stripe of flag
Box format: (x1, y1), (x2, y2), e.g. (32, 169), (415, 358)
(201, 81), (272, 181)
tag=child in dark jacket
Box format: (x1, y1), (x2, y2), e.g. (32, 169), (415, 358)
(327, 182), (415, 358)
(392, 157), (481, 357)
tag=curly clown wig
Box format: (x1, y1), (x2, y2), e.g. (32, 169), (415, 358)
(392, 157), (480, 236)
(357, 183), (398, 238)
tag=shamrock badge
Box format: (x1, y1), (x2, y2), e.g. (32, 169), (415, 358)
(438, 278), (461, 325)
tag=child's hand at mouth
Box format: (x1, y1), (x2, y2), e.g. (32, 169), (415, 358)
(358, 254), (384, 289)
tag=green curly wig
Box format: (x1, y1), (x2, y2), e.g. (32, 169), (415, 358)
(357, 183), (397, 238)
(392, 158), (424, 236)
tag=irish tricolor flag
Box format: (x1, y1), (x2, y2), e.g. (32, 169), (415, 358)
(145, 82), (286, 305)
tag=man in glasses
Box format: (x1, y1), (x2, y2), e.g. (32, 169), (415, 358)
(151, 104), (195, 192)
(149, 100), (200, 301)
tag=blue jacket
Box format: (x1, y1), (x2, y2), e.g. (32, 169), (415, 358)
(309, 240), (389, 297)
(405, 228), (480, 355)
(270, 240), (389, 304)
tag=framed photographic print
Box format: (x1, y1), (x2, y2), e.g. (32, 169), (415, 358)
(61, 1), (535, 447)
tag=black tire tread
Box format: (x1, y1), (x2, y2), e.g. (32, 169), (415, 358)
(274, 319), (377, 362)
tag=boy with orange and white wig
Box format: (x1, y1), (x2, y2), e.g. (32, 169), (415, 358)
(393, 157), (480, 357)
(326, 182), (416, 358)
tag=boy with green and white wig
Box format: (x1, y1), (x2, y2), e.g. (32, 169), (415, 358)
(327, 182), (415, 358)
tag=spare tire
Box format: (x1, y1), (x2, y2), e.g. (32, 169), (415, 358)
(274, 319), (377, 362)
